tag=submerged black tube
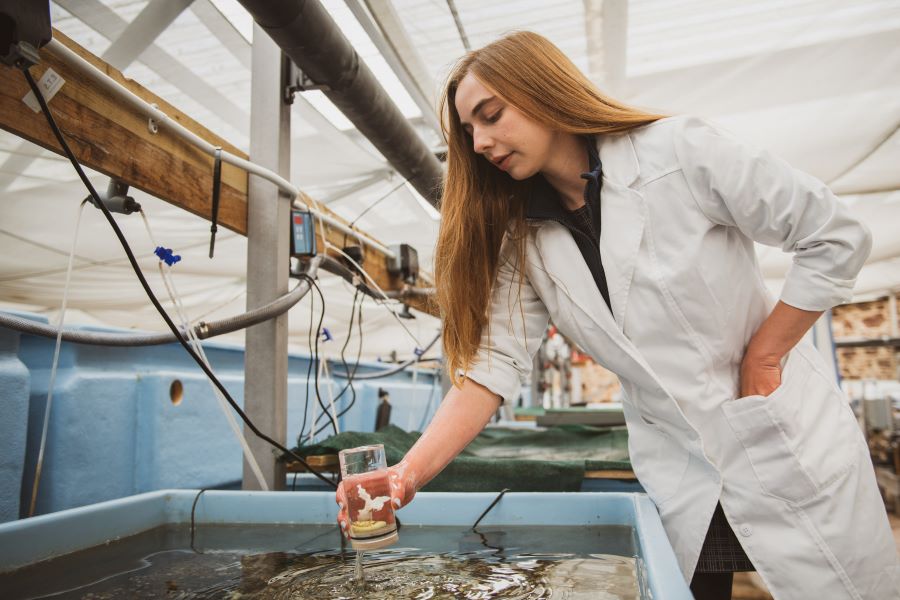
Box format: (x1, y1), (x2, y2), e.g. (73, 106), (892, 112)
(237, 0), (444, 207)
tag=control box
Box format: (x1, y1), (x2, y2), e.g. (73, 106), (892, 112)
(387, 243), (418, 284)
(290, 210), (317, 257)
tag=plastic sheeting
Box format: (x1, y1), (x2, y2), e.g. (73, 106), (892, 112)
(1, 0), (898, 360)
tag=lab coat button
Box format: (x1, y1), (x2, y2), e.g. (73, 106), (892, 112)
(739, 524), (753, 537)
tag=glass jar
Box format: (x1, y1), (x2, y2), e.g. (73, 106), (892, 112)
(338, 444), (399, 550)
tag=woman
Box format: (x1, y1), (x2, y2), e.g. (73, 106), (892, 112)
(336, 31), (899, 600)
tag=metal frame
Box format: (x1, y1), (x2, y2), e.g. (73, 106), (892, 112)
(242, 25), (292, 490)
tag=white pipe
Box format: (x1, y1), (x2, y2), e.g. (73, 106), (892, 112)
(46, 38), (397, 260)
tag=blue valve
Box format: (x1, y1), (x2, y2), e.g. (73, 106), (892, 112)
(154, 246), (182, 267)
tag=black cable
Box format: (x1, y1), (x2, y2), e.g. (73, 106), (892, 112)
(22, 68), (338, 490)
(190, 487), (210, 553)
(299, 274), (339, 438)
(307, 290), (365, 440)
(299, 282), (317, 444)
(313, 287), (359, 420)
(471, 488), (510, 530)
(330, 292), (364, 420)
(309, 287), (361, 434)
(332, 287), (360, 406)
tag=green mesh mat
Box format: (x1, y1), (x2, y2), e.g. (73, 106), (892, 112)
(289, 424), (630, 492)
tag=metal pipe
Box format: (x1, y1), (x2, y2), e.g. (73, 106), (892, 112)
(236, 0), (444, 208)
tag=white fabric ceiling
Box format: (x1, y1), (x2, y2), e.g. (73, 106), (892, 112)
(1, 0), (898, 360)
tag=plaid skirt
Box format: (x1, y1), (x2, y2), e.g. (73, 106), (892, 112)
(694, 502), (756, 573)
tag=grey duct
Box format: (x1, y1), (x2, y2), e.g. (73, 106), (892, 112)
(0, 256), (323, 347)
(237, 0), (445, 208)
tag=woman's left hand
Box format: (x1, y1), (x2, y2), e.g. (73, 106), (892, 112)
(739, 350), (783, 398)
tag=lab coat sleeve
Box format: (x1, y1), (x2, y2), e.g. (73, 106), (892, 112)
(673, 116), (872, 311)
(460, 234), (550, 404)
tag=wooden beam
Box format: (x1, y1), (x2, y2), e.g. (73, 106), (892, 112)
(0, 30), (438, 317)
(0, 29), (248, 234)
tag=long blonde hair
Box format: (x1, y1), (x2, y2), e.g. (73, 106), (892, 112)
(435, 31), (665, 388)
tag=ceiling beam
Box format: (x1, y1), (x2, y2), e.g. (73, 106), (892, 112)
(583, 0), (628, 97)
(100, 0), (195, 70)
(347, 0), (441, 136)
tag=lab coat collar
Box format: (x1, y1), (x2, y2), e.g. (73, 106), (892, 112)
(527, 129), (658, 392)
(522, 132), (639, 221)
(597, 129), (641, 188)
(525, 131), (645, 329)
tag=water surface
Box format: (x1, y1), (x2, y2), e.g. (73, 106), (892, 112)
(3, 523), (644, 599)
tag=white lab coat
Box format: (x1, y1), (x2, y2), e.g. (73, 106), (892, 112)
(465, 115), (900, 599)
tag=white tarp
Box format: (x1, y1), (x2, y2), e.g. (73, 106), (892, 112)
(1, 0), (897, 360)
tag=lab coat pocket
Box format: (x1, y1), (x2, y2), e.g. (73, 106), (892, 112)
(721, 351), (859, 505)
(627, 417), (690, 507)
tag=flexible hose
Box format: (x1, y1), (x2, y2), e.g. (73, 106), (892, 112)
(0, 256), (322, 346)
(28, 200), (88, 517)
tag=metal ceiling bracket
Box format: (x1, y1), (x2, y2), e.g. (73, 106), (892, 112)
(283, 59), (329, 104)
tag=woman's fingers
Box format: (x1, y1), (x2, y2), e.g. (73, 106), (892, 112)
(335, 484), (350, 538)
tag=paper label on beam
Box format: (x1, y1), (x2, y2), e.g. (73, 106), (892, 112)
(22, 68), (66, 113)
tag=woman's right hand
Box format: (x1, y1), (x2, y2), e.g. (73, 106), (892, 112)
(335, 459), (419, 539)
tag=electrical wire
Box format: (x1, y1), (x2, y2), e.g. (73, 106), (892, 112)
(308, 288), (360, 433)
(305, 288), (365, 442)
(190, 488), (210, 553)
(321, 359), (340, 436)
(329, 330), (441, 380)
(325, 243), (423, 349)
(28, 199), (88, 517)
(347, 177), (410, 229)
(303, 192), (422, 352)
(298, 274), (339, 439)
(22, 67), (338, 491)
(298, 282), (317, 444)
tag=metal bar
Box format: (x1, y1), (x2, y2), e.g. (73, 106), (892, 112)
(99, 0), (196, 69)
(190, 0), (252, 69)
(346, 0), (441, 136)
(583, 0), (628, 96)
(0, 0), (201, 191)
(445, 0), (471, 51)
(243, 26), (291, 490)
